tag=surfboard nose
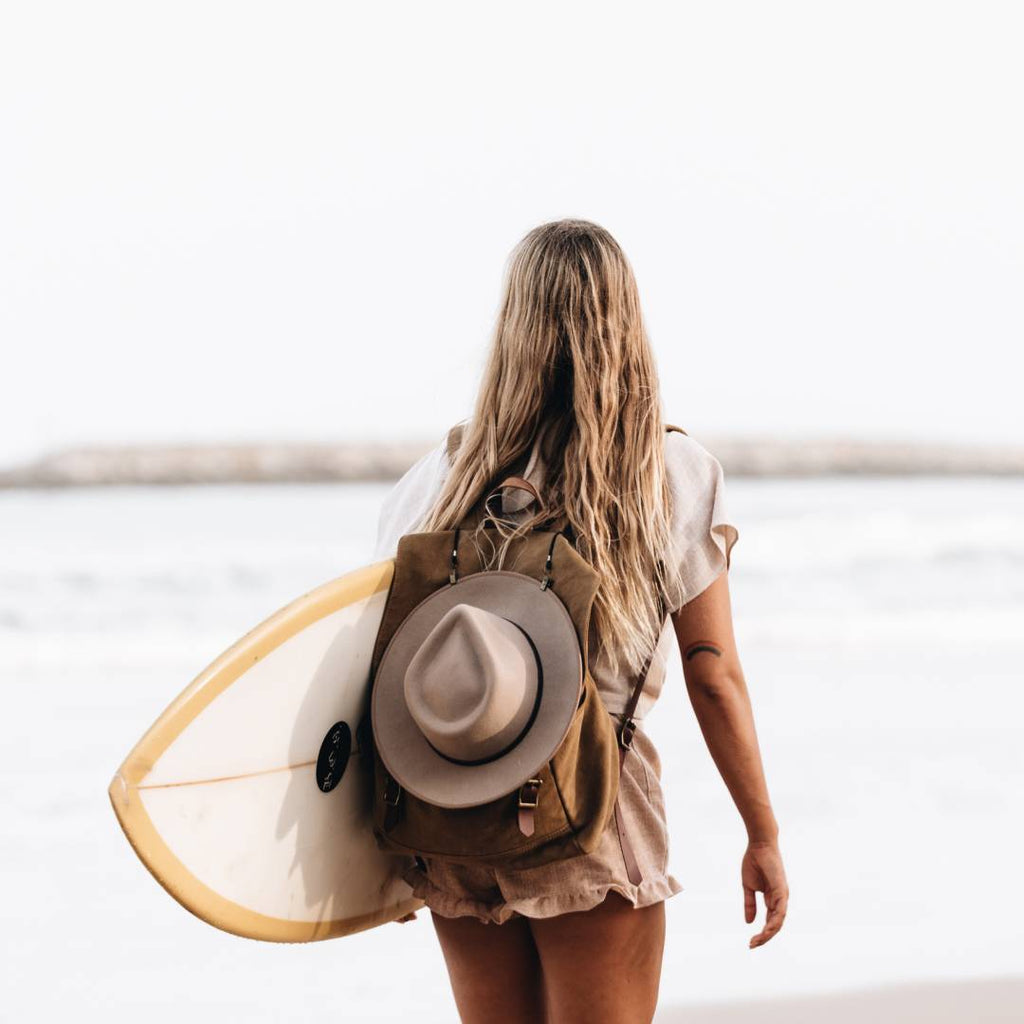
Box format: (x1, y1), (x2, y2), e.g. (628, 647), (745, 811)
(106, 559), (418, 942)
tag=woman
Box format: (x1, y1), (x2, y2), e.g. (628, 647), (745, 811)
(372, 219), (788, 1023)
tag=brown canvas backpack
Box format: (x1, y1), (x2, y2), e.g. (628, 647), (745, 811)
(362, 423), (687, 880)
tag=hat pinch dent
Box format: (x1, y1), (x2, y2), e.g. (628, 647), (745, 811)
(403, 604), (542, 763)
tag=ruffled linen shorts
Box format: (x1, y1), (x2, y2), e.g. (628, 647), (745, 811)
(399, 714), (684, 925)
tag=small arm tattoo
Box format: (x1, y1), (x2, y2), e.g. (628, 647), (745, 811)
(684, 641), (723, 661)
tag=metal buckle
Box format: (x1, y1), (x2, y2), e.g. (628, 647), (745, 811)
(619, 717), (637, 750)
(539, 544), (554, 590)
(518, 778), (542, 808)
(383, 775), (402, 806)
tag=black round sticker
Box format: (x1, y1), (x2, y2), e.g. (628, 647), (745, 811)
(315, 720), (352, 793)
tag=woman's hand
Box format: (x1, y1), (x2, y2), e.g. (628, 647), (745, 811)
(742, 841), (788, 948)
(394, 910), (419, 924)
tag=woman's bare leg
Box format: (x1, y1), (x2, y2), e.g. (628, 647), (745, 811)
(528, 891), (665, 1024)
(429, 910), (546, 1023)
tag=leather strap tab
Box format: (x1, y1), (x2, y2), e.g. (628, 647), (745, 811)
(614, 759), (644, 886)
(517, 778), (542, 836)
(517, 806), (535, 837)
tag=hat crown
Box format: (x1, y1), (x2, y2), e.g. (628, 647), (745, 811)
(403, 604), (540, 763)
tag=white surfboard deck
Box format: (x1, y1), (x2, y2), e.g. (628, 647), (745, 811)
(108, 559), (424, 943)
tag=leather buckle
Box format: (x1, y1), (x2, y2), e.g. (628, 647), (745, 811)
(518, 778), (542, 808)
(619, 717), (637, 750)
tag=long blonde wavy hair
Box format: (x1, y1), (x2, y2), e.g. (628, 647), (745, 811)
(418, 219), (682, 677)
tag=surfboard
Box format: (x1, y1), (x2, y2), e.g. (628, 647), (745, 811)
(108, 559), (424, 943)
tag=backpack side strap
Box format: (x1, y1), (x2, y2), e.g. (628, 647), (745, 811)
(613, 430), (676, 885)
(612, 645), (657, 886)
(615, 422), (683, 752)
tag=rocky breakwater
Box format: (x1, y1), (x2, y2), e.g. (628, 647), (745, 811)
(1, 436), (1023, 488)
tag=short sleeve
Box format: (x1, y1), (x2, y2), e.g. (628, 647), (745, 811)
(372, 440), (451, 561)
(661, 431), (739, 612)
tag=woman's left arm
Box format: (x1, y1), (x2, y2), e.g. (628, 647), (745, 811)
(670, 571), (789, 949)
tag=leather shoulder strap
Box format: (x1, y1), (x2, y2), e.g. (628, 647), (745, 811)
(617, 423), (682, 745)
(618, 606), (664, 744)
(485, 475), (545, 513)
(444, 422), (466, 463)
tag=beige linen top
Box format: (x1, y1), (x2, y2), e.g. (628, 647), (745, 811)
(372, 423), (739, 725)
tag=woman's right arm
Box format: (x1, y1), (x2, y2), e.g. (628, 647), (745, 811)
(670, 570), (789, 949)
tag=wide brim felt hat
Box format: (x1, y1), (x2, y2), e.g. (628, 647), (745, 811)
(371, 571), (583, 809)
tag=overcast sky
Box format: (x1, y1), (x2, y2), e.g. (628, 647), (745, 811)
(2, 1), (1021, 468)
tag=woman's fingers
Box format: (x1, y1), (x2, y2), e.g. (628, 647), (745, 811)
(743, 884), (757, 924)
(741, 843), (789, 948)
(749, 889), (788, 948)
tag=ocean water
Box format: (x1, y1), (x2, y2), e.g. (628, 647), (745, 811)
(1, 478), (1022, 1021)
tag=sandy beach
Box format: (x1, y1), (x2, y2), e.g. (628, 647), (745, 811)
(659, 977), (1024, 1022)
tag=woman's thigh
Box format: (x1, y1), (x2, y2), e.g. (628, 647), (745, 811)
(528, 891), (666, 1024)
(429, 910), (546, 1024)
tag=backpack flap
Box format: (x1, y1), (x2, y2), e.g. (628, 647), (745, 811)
(364, 518), (622, 871)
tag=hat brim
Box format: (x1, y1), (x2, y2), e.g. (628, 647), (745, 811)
(371, 571), (582, 808)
